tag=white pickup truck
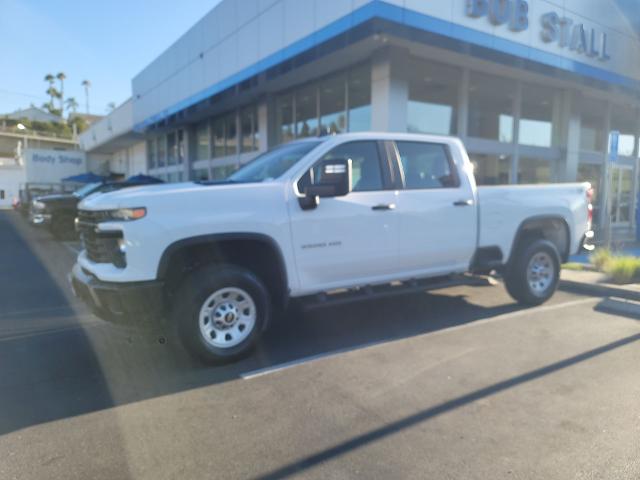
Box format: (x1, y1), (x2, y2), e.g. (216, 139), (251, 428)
(71, 133), (592, 363)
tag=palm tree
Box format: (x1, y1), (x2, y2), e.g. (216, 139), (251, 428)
(45, 87), (61, 114)
(81, 79), (91, 114)
(56, 72), (66, 113)
(44, 73), (55, 109)
(65, 97), (79, 115)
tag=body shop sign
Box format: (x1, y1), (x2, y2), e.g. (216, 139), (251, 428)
(466, 0), (611, 61)
(25, 148), (87, 183)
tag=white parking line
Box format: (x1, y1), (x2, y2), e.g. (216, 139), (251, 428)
(0, 318), (104, 343)
(63, 242), (81, 255)
(242, 340), (388, 380)
(240, 297), (598, 380)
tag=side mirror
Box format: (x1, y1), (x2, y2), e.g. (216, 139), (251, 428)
(299, 158), (352, 210)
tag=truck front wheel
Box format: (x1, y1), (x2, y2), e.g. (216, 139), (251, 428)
(504, 239), (560, 306)
(172, 265), (270, 364)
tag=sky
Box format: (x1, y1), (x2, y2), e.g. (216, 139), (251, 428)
(0, 0), (221, 116)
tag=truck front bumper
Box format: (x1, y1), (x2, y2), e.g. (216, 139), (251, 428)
(69, 263), (165, 325)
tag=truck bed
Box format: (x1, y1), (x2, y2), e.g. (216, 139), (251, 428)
(477, 183), (590, 261)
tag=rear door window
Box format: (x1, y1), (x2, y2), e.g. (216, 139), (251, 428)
(396, 141), (459, 189)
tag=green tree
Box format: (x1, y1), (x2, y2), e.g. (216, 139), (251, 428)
(56, 72), (66, 113)
(68, 115), (88, 134)
(81, 79), (91, 114)
(45, 87), (62, 115)
(65, 97), (79, 115)
(44, 73), (55, 109)
(106, 101), (116, 113)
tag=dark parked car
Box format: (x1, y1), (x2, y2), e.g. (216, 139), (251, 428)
(30, 179), (162, 239)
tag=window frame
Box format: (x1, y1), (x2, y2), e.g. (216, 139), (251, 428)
(296, 140), (394, 194)
(391, 140), (461, 190)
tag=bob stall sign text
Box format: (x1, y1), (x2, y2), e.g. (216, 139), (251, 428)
(466, 0), (611, 61)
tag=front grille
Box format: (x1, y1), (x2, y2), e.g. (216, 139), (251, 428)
(77, 210), (125, 267)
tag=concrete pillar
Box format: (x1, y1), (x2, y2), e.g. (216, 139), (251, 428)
(511, 81), (523, 184)
(370, 47), (409, 132)
(258, 100), (269, 152)
(457, 69), (469, 139)
(182, 127), (191, 180)
(559, 89), (581, 182)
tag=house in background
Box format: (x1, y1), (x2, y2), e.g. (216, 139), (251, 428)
(4, 106), (63, 124)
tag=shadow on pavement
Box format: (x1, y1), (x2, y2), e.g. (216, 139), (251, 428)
(0, 212), (136, 476)
(0, 210), (527, 437)
(251, 331), (640, 480)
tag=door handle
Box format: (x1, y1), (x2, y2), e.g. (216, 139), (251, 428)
(371, 203), (396, 211)
(453, 199), (474, 207)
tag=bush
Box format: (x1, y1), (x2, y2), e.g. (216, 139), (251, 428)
(604, 256), (640, 284)
(590, 248), (612, 271)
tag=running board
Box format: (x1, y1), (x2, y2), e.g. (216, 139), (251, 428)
(299, 274), (494, 310)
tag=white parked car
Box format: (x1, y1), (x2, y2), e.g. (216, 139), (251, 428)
(70, 133), (593, 363)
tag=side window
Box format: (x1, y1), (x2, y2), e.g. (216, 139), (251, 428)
(396, 141), (459, 189)
(319, 141), (384, 192)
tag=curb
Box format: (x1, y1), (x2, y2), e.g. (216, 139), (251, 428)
(559, 279), (640, 301)
(595, 297), (640, 319)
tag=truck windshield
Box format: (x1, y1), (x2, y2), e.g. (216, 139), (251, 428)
(228, 140), (321, 183)
(72, 182), (102, 198)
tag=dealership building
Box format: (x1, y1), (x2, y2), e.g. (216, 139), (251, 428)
(81, 0), (640, 239)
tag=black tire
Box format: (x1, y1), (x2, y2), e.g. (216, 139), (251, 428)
(171, 264), (270, 364)
(504, 239), (560, 306)
(51, 213), (75, 240)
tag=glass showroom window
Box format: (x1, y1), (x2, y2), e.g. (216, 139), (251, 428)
(241, 107), (258, 153)
(211, 164), (237, 180)
(610, 105), (637, 157)
(212, 117), (225, 157)
(407, 60), (459, 135)
(518, 157), (552, 184)
(320, 73), (347, 135)
(156, 135), (166, 167)
(471, 154), (511, 185)
(468, 72), (515, 143)
(580, 97), (606, 152)
(348, 64), (371, 132)
(225, 113), (237, 155)
(195, 121), (210, 161)
(193, 168), (209, 181)
(277, 94), (295, 144)
(167, 171), (183, 183)
(296, 85), (319, 138)
(177, 129), (185, 164)
(519, 83), (556, 147)
(167, 131), (177, 165)
(147, 139), (156, 169)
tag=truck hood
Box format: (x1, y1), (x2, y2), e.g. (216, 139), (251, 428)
(78, 181), (285, 211)
(35, 193), (78, 205)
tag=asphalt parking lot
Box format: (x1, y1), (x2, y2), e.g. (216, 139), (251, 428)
(0, 210), (639, 480)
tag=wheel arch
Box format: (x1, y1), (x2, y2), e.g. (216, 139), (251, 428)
(157, 233), (290, 309)
(507, 215), (571, 266)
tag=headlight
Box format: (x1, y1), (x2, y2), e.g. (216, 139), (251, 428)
(32, 200), (46, 210)
(108, 207), (146, 221)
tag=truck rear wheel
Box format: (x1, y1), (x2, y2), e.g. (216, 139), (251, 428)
(172, 264), (270, 364)
(504, 239), (560, 306)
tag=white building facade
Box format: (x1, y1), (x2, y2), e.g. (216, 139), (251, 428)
(79, 99), (146, 180)
(87, 0), (640, 238)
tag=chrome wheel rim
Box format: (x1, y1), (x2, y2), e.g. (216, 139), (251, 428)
(527, 252), (554, 296)
(199, 287), (256, 348)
